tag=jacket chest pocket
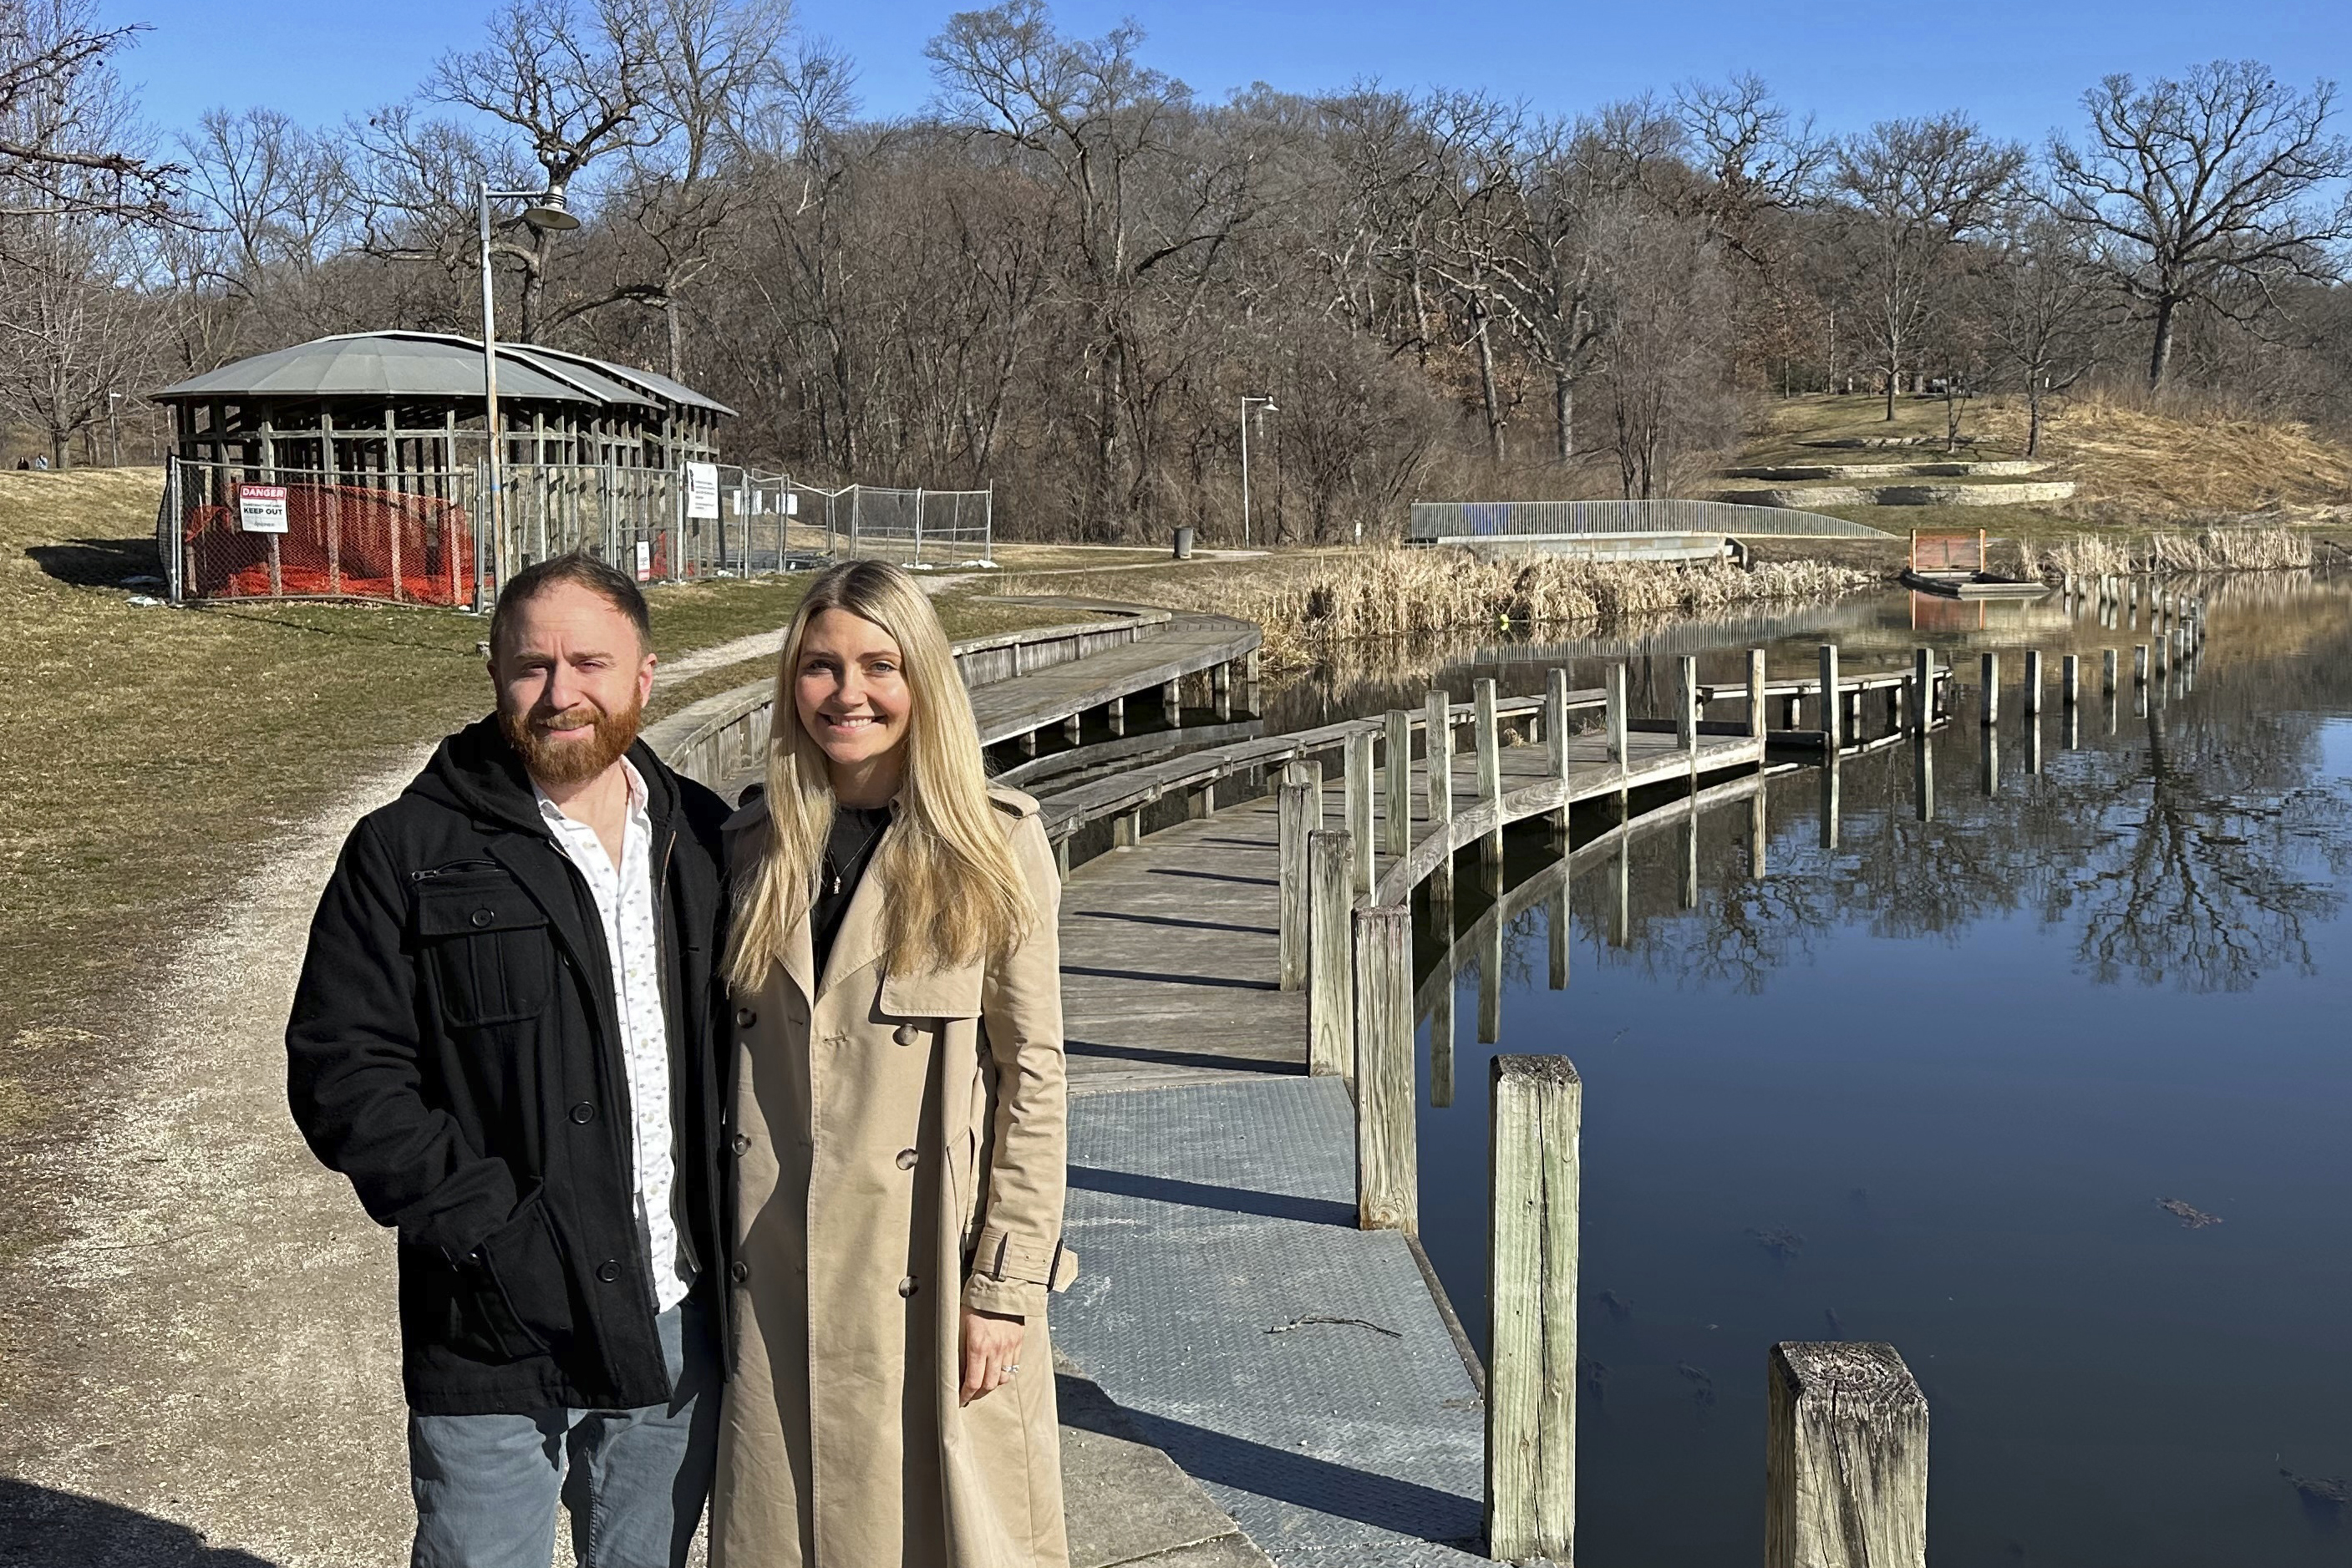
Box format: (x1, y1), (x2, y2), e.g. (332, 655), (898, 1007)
(414, 878), (556, 1028)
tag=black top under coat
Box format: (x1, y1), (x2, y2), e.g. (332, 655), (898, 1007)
(810, 804), (892, 977)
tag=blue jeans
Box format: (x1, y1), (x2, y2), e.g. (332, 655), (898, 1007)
(409, 1297), (719, 1568)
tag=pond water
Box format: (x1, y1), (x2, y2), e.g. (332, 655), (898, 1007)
(1303, 577), (2352, 1565)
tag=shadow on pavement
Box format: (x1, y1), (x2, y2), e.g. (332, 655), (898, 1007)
(0, 1479), (283, 1568)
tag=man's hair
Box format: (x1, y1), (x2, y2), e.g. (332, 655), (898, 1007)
(488, 552), (652, 661)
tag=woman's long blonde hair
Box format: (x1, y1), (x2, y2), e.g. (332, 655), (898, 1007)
(724, 560), (1032, 992)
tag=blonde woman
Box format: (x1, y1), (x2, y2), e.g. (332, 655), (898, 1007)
(714, 560), (1075, 1568)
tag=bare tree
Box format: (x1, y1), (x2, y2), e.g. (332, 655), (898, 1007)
(1986, 215), (2105, 454)
(1587, 205), (1733, 498)
(0, 0), (172, 226)
(2049, 62), (2352, 388)
(1833, 114), (2026, 420)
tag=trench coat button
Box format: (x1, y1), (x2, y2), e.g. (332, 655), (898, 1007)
(897, 1276), (919, 1297)
(729, 1260), (749, 1283)
(892, 1022), (921, 1046)
(731, 1133), (750, 1155)
(568, 1101), (595, 1124)
(470, 908), (494, 928)
(735, 1007), (756, 1028)
(596, 1261), (621, 1284)
(896, 1147), (918, 1170)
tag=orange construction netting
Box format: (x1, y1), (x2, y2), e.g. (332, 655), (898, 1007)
(184, 482), (478, 606)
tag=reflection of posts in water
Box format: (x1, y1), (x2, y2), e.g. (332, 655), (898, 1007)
(2132, 644), (2149, 687)
(2022, 650), (2042, 715)
(1476, 677), (1503, 870)
(1747, 648), (1768, 739)
(1277, 765), (1319, 992)
(1345, 729), (1375, 896)
(1819, 755), (1841, 850)
(2102, 647), (2119, 693)
(2065, 702), (2080, 751)
(1612, 846), (1630, 946)
(1913, 732), (1935, 822)
(1819, 643), (1842, 751)
(2026, 713), (2043, 775)
(1750, 789), (1769, 878)
(1429, 971), (1455, 1109)
(1351, 902), (1415, 1232)
(1912, 647), (1934, 732)
(1384, 709), (1412, 858)
(1765, 1342), (1929, 1568)
(1548, 880), (1568, 991)
(2135, 677), (2149, 720)
(2061, 652), (2080, 713)
(1980, 651), (2000, 726)
(1981, 727), (2000, 795)
(1677, 654), (1701, 761)
(1682, 798), (1701, 908)
(1478, 916), (1502, 1045)
(1306, 828), (1354, 1081)
(1486, 1054), (1582, 1567)
(1545, 667), (1570, 840)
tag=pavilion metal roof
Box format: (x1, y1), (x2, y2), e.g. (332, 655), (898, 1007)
(154, 331), (730, 418)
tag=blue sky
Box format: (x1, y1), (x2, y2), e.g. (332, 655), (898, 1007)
(102, 0), (2351, 150)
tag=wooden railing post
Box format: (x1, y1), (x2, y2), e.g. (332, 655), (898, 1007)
(1486, 1054), (1582, 1565)
(1765, 1342), (1929, 1568)
(1353, 903), (1415, 1231)
(1543, 667), (1569, 835)
(1384, 708), (1413, 857)
(1277, 764), (1318, 992)
(1818, 644), (1841, 751)
(1426, 688), (1454, 834)
(1161, 677), (1181, 728)
(1107, 693), (1125, 737)
(1212, 658), (1233, 720)
(1346, 728), (1376, 895)
(1747, 647), (1767, 739)
(1605, 664), (1628, 768)
(1980, 651), (2000, 726)
(1307, 827), (1354, 1081)
(1476, 677), (1503, 866)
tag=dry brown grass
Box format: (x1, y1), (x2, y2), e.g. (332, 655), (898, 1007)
(2036, 527), (2316, 580)
(1979, 389), (2352, 517)
(1006, 547), (1874, 665)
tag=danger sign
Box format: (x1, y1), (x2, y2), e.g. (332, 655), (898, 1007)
(238, 484), (288, 534)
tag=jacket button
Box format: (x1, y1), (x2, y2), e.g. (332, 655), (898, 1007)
(470, 909), (495, 928)
(897, 1276), (919, 1297)
(569, 1101), (595, 1124)
(731, 1134), (750, 1155)
(892, 1022), (920, 1046)
(729, 1260), (749, 1283)
(596, 1261), (621, 1284)
(735, 1007), (756, 1028)
(896, 1148), (918, 1170)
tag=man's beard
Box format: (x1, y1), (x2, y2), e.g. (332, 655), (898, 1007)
(500, 696), (643, 789)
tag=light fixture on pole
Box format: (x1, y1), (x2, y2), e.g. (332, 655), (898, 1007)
(476, 180), (582, 609)
(1239, 395), (1278, 547)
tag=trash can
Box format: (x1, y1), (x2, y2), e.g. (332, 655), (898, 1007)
(1171, 526), (1194, 560)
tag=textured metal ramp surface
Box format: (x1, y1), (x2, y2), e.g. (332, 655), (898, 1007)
(1057, 1077), (1486, 1565)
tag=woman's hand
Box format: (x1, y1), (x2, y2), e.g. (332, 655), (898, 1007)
(959, 1305), (1026, 1406)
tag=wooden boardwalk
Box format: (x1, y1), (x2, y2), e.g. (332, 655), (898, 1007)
(1059, 727), (1758, 1095)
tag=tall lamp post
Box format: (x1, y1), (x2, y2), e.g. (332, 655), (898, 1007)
(106, 391), (121, 467)
(477, 180), (580, 608)
(1239, 394), (1278, 546)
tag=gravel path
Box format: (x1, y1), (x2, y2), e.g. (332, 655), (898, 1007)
(0, 753), (424, 1568)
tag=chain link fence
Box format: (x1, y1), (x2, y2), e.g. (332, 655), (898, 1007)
(160, 455), (993, 606)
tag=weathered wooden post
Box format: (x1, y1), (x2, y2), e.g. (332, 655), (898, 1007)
(1113, 804), (1144, 849)
(1244, 647), (1262, 713)
(1818, 644), (1841, 751)
(1161, 677), (1181, 728)
(1605, 664), (1628, 769)
(1212, 659), (1232, 721)
(1486, 1055), (1582, 1565)
(1107, 693), (1125, 738)
(1353, 903), (1416, 1232)
(1747, 648), (1768, 739)
(1278, 764), (1319, 992)
(1427, 688), (1455, 820)
(1307, 827), (1354, 1081)
(1345, 728), (1376, 896)
(1677, 655), (1701, 758)
(1912, 647), (1934, 731)
(1980, 651), (1999, 726)
(1544, 667), (1570, 835)
(1064, 711), (1083, 744)
(1476, 677), (1503, 868)
(1384, 709), (1414, 857)
(2022, 649), (2042, 715)
(1765, 1342), (1929, 1568)
(1188, 778), (1217, 820)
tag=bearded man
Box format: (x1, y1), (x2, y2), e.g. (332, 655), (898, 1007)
(287, 553), (731, 1568)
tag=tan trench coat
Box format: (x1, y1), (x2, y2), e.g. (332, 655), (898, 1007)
(712, 784), (1074, 1568)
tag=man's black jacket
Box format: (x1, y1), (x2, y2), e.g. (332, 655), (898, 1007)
(287, 717), (730, 1416)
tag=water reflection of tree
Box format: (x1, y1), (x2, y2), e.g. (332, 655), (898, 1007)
(1546, 614), (2352, 996)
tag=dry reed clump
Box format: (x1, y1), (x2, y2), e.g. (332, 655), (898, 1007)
(1006, 549), (1873, 665)
(1980, 389), (2352, 516)
(2036, 527), (2315, 580)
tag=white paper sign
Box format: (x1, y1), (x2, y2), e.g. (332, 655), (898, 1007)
(634, 540), (653, 581)
(685, 462), (720, 520)
(239, 484), (288, 534)
(785, 491), (799, 516)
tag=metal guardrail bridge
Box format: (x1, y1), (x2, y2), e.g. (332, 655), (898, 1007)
(1407, 498), (1895, 546)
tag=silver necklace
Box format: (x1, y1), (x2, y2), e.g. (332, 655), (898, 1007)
(824, 815), (886, 896)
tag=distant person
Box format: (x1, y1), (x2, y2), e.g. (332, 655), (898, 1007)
(28, 454), (45, 469)
(287, 553), (731, 1567)
(714, 560), (1075, 1566)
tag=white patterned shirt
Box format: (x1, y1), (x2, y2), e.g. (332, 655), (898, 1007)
(536, 761), (693, 1313)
